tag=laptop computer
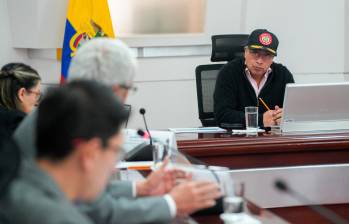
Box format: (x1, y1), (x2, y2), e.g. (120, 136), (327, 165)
(281, 82), (349, 134)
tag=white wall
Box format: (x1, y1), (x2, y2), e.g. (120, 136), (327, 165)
(123, 0), (243, 129)
(246, 0), (345, 75)
(7, 0), (67, 48)
(0, 0), (61, 84)
(125, 56), (210, 129)
(244, 0), (349, 86)
(0, 0), (28, 66)
(1, 0), (348, 129)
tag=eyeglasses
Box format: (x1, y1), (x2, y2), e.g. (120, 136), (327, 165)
(119, 84), (138, 93)
(248, 49), (274, 61)
(27, 89), (42, 102)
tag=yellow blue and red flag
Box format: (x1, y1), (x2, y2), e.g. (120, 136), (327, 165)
(60, 0), (115, 83)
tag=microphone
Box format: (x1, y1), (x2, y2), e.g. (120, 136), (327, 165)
(138, 129), (229, 216)
(137, 129), (146, 138)
(274, 179), (348, 224)
(139, 108), (152, 145)
(122, 108), (154, 161)
(137, 129), (220, 182)
(137, 129), (172, 162)
(137, 129), (208, 166)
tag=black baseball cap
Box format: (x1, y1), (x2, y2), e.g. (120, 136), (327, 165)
(246, 29), (279, 56)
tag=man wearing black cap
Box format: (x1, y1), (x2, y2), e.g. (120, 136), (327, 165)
(214, 29), (295, 128)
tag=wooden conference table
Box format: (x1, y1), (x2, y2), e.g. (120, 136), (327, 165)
(191, 202), (349, 224)
(176, 132), (349, 224)
(177, 131), (349, 169)
(191, 200), (288, 224)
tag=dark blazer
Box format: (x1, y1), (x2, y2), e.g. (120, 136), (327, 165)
(0, 140), (20, 199)
(0, 107), (24, 199)
(0, 106), (25, 146)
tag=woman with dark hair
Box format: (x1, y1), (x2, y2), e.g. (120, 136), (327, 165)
(0, 63), (41, 145)
(0, 63), (40, 204)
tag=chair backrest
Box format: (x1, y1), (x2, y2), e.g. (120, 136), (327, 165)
(195, 34), (249, 126)
(211, 34), (249, 62)
(195, 64), (224, 127)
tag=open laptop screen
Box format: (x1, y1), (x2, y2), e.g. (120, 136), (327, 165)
(281, 82), (349, 134)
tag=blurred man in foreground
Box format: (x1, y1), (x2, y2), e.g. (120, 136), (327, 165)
(13, 38), (221, 223)
(2, 80), (127, 223)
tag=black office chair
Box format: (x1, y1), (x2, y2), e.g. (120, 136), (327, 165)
(195, 64), (224, 127)
(195, 34), (249, 127)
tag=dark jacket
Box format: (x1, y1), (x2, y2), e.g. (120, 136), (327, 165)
(0, 107), (24, 200)
(0, 106), (25, 146)
(214, 58), (295, 127)
(0, 140), (20, 199)
(0, 162), (93, 224)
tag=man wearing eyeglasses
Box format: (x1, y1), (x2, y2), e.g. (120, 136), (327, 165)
(13, 38), (221, 224)
(2, 80), (128, 224)
(214, 29), (295, 128)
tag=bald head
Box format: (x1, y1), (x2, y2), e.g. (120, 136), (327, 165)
(68, 38), (137, 87)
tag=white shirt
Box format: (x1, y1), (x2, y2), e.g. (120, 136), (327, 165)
(245, 67), (272, 97)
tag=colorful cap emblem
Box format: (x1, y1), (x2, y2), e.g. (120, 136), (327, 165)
(259, 33), (273, 46)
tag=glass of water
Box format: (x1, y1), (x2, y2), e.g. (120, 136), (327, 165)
(219, 173), (245, 214)
(152, 143), (168, 168)
(223, 197), (244, 214)
(245, 106), (258, 136)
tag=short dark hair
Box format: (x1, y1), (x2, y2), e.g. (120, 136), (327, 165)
(36, 80), (128, 161)
(0, 63), (41, 111)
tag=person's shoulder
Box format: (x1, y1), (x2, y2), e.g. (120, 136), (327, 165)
(218, 58), (245, 79)
(0, 107), (25, 127)
(271, 61), (291, 72)
(224, 57), (245, 70)
(3, 179), (92, 224)
(271, 61), (293, 77)
(0, 108), (25, 145)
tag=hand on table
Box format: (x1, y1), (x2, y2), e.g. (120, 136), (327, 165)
(136, 158), (188, 196)
(263, 105), (283, 127)
(170, 179), (222, 217)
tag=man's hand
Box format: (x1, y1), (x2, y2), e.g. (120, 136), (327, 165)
(273, 106), (283, 125)
(170, 181), (222, 217)
(136, 159), (187, 196)
(263, 106), (284, 127)
(263, 110), (276, 127)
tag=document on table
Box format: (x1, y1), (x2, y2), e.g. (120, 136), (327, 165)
(231, 129), (265, 134)
(168, 127), (227, 133)
(168, 127), (265, 134)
